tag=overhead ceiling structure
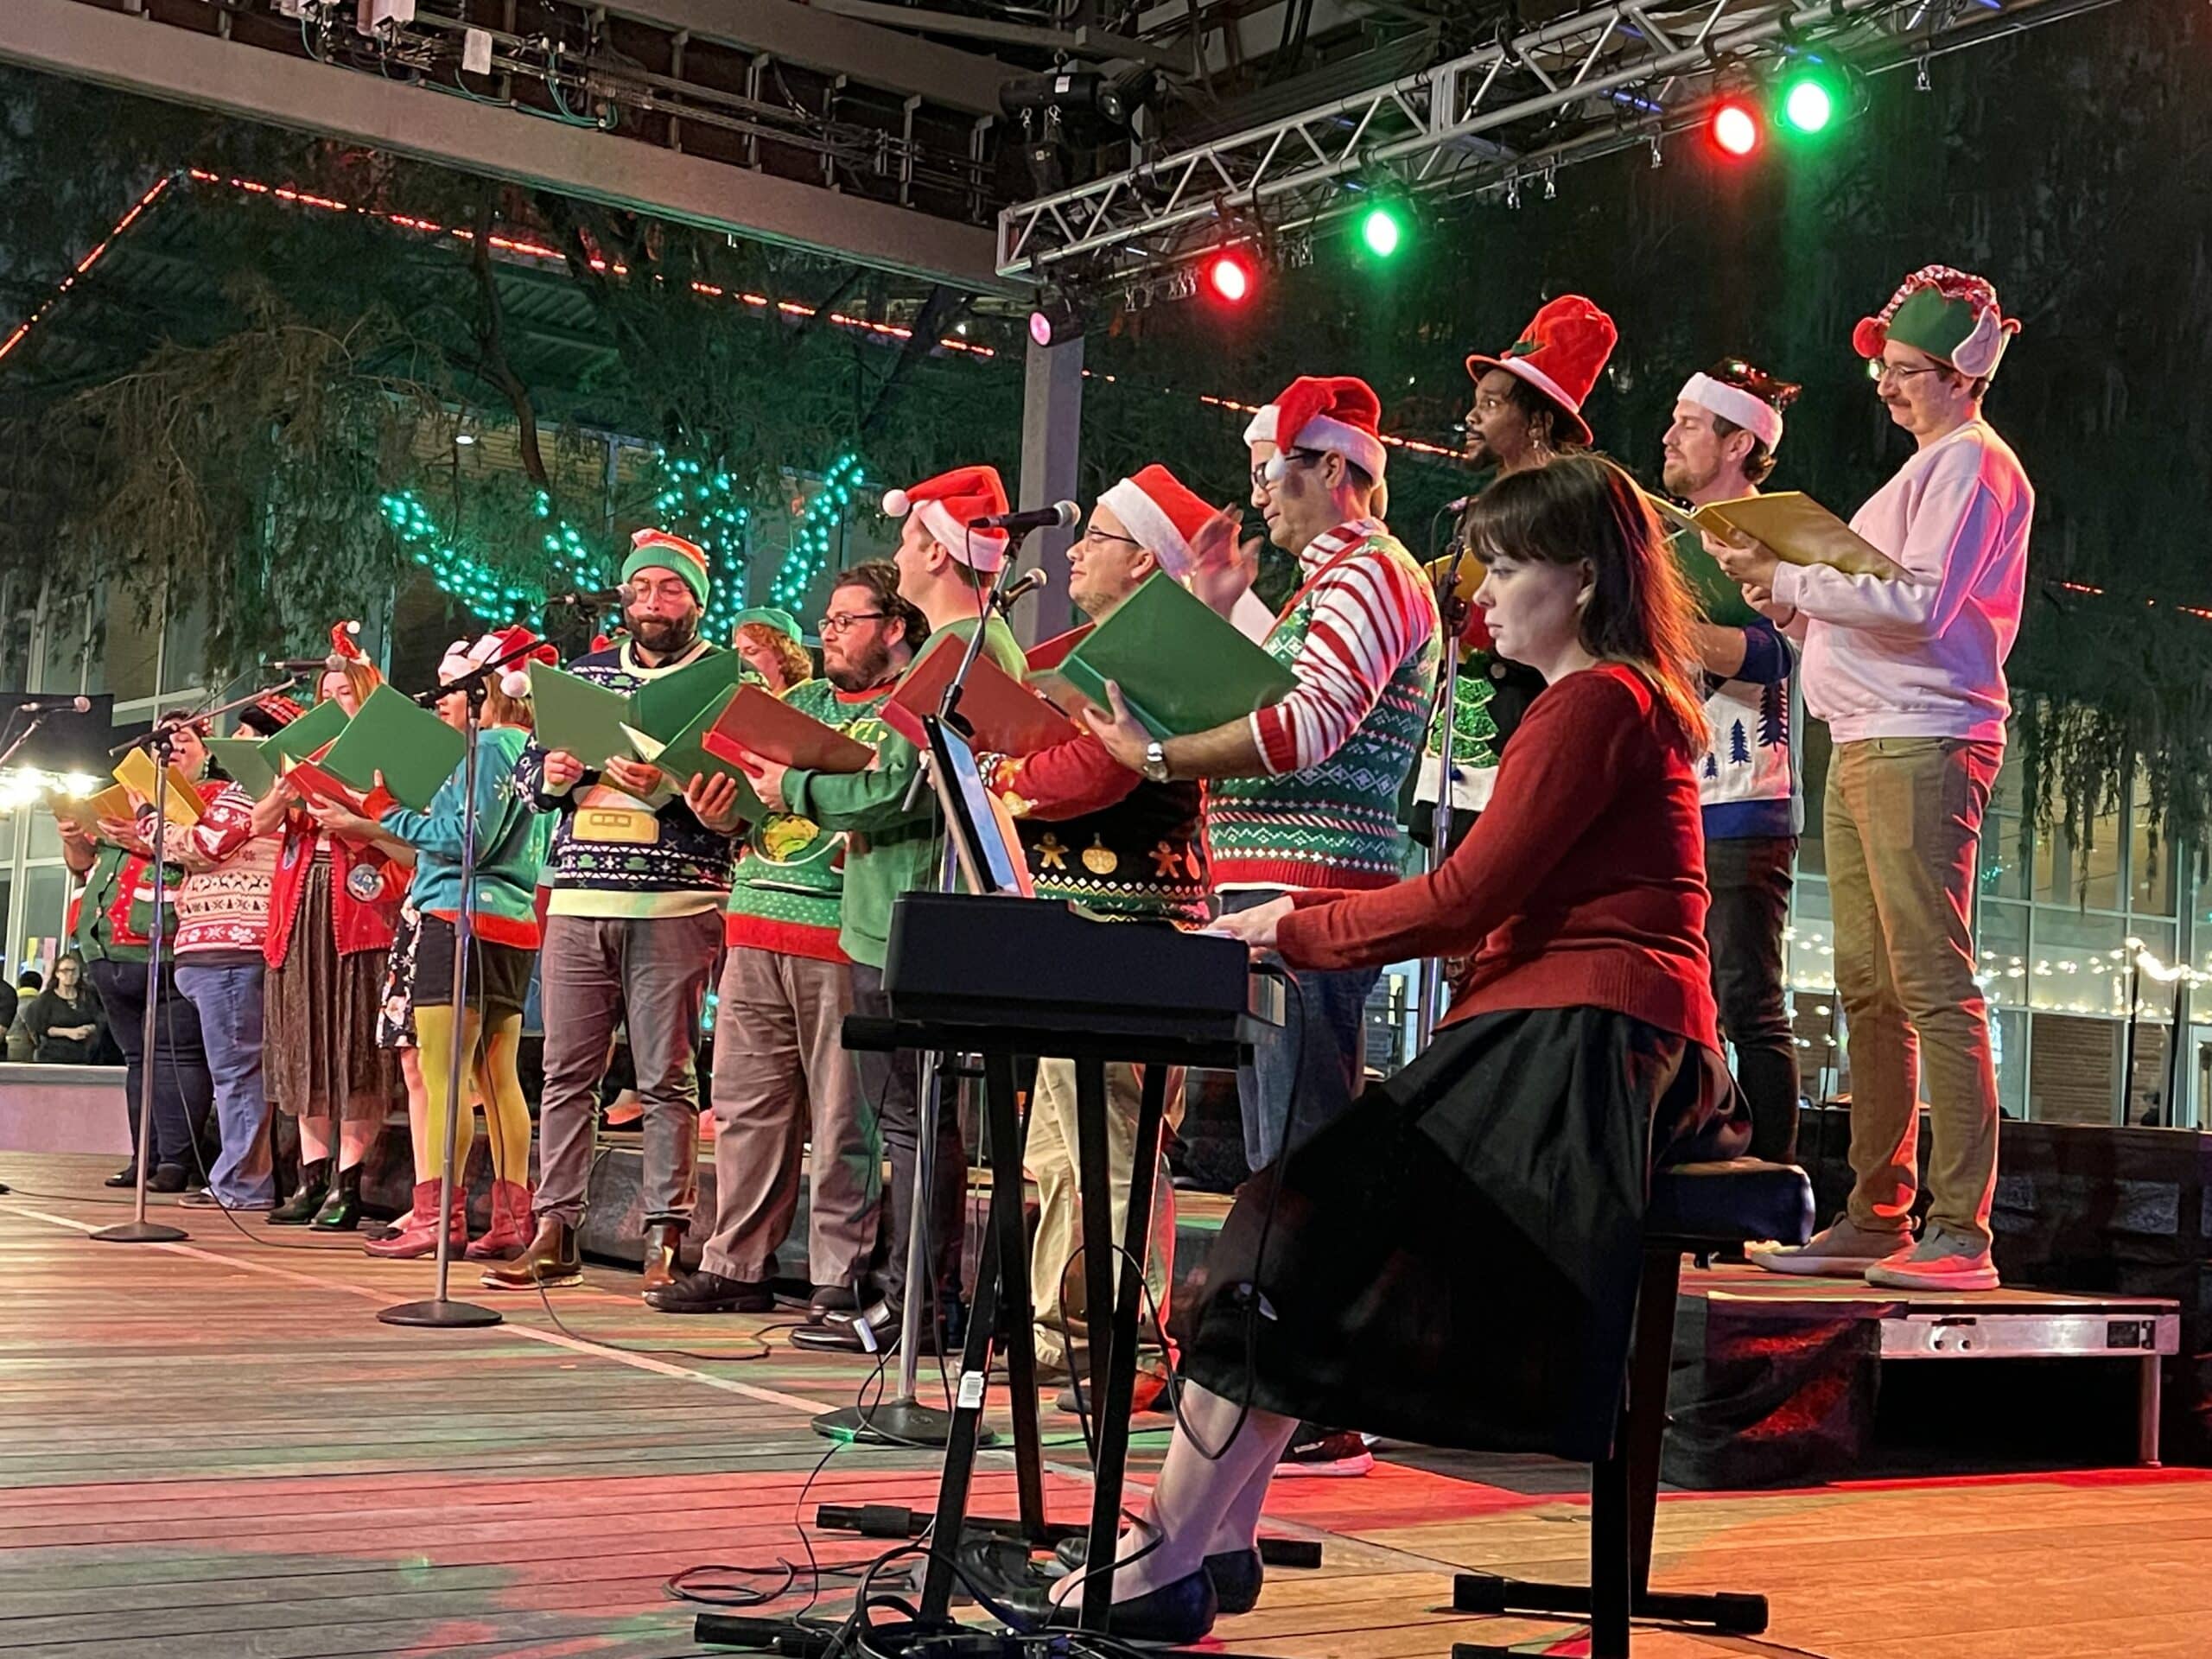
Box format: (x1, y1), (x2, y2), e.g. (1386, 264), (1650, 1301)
(996, 0), (2127, 285)
(0, 0), (1027, 289)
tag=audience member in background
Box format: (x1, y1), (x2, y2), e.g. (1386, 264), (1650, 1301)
(27, 954), (105, 1065)
(6, 971), (42, 1062)
(262, 629), (411, 1231)
(371, 629), (556, 1261)
(59, 798), (207, 1192)
(731, 607), (812, 696)
(150, 705), (289, 1211)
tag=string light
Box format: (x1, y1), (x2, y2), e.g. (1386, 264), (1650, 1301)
(644, 456), (751, 637)
(769, 454), (865, 612)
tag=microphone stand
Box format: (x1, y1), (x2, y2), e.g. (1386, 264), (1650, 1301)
(380, 638), (547, 1331)
(0, 711), (53, 776)
(92, 679), (296, 1244)
(815, 538), (1036, 1447)
(1420, 516), (1473, 1052)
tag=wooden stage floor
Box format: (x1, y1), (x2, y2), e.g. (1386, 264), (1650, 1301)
(4, 1152), (2212, 1659)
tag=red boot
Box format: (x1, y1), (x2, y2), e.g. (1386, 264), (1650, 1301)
(466, 1179), (534, 1261)
(364, 1180), (467, 1260)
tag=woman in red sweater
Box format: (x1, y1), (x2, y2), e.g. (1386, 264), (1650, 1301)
(1031, 454), (1751, 1640)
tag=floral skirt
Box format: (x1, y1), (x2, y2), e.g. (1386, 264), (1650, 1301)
(376, 906), (422, 1052)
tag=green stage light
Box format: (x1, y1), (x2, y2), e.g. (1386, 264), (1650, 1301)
(1781, 74), (1837, 135)
(1358, 204), (1405, 258)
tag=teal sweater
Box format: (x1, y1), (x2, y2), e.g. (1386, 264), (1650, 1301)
(380, 725), (551, 947)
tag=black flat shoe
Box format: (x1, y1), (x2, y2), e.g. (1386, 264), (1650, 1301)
(149, 1164), (188, 1194)
(788, 1298), (942, 1355)
(1054, 1537), (1262, 1618)
(645, 1269), (774, 1314)
(104, 1165), (141, 1189)
(1047, 1567), (1217, 1643)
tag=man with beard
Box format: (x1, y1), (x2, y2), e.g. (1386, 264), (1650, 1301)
(1662, 359), (1805, 1161)
(1414, 296), (1617, 851)
(488, 529), (742, 1294)
(646, 563), (925, 1320)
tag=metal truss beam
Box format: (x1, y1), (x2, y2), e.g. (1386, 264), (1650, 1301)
(998, 0), (2116, 281)
(0, 0), (1015, 291)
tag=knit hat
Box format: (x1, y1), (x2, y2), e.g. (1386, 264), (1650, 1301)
(1853, 265), (2019, 379)
(1095, 464), (1223, 581)
(881, 465), (1011, 573)
(252, 693), (304, 729)
(329, 620), (366, 662)
(732, 606), (803, 642)
(441, 626), (560, 699)
(1678, 359), (1798, 452)
(1465, 295), (1618, 448)
(1242, 376), (1389, 486)
(622, 528), (712, 605)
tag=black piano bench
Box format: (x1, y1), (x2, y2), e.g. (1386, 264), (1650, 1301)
(1451, 1158), (1815, 1659)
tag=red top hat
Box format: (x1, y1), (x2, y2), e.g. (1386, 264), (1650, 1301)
(1465, 295), (1618, 448)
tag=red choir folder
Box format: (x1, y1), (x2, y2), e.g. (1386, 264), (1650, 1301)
(882, 634), (1083, 756)
(699, 685), (874, 774)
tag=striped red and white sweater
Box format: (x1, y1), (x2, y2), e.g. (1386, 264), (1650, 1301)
(1208, 518), (1440, 892)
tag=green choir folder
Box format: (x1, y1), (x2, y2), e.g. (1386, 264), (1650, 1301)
(621, 686), (747, 794)
(206, 738), (279, 799)
(1666, 526), (1762, 630)
(316, 684), (467, 810)
(1054, 572), (1299, 740)
(531, 652), (751, 772)
(261, 697), (349, 765)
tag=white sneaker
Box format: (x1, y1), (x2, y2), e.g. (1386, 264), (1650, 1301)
(1863, 1226), (1999, 1292)
(1746, 1216), (1912, 1278)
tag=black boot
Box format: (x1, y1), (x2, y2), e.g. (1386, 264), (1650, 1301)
(270, 1160), (330, 1225)
(311, 1161), (363, 1230)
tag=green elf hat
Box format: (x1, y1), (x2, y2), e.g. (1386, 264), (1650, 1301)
(731, 605), (803, 642)
(622, 527), (711, 605)
(1852, 265), (2020, 380)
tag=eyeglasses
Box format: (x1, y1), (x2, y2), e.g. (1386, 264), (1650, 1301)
(626, 577), (696, 603)
(1866, 359), (1949, 385)
(1249, 447), (1326, 491)
(816, 610), (889, 635)
(1079, 525), (1142, 550)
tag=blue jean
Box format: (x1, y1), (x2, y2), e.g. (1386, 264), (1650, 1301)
(87, 956), (212, 1173)
(175, 961), (274, 1205)
(1224, 888), (1382, 1172)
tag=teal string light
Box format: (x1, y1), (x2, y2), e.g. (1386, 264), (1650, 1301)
(385, 489), (609, 626)
(769, 454), (865, 612)
(645, 455), (751, 638)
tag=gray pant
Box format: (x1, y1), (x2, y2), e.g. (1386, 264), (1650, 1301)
(703, 945), (880, 1287)
(535, 910), (722, 1229)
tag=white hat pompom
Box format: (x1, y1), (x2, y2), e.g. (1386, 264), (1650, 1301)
(880, 486), (911, 517)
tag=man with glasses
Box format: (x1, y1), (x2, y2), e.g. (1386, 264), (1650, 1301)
(1086, 379), (1438, 1475)
(731, 467), (1030, 1355)
(1716, 266), (2031, 1292)
(489, 529), (743, 1294)
(984, 465), (1221, 1412)
(650, 562), (926, 1323)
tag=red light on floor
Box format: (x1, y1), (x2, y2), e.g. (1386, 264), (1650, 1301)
(1711, 99), (1762, 158)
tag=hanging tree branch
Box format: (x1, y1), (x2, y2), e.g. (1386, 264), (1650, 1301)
(467, 186), (549, 486)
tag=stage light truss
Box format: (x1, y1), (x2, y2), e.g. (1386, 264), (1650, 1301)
(996, 0), (2119, 282)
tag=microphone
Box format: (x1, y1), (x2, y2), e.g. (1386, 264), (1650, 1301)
(991, 568), (1049, 611)
(265, 657), (343, 674)
(16, 695), (91, 714)
(545, 587), (625, 609)
(967, 500), (1079, 534)
(1442, 494), (1475, 515)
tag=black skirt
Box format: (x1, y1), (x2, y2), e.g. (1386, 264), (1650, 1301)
(409, 915), (535, 1021)
(1173, 1004), (1749, 1463)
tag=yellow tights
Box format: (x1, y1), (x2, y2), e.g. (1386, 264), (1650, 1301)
(414, 1005), (532, 1185)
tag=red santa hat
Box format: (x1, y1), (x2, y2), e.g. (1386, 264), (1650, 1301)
(1241, 376), (1389, 486)
(880, 465), (1011, 573)
(328, 620), (366, 662)
(441, 625), (560, 700)
(1465, 295), (1618, 448)
(1095, 464), (1222, 580)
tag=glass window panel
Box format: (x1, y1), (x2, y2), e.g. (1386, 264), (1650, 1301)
(2027, 908), (2130, 1016)
(1783, 874), (1833, 991)
(2126, 1020), (2174, 1126)
(1795, 724), (1831, 878)
(18, 864), (67, 982)
(1976, 900), (2029, 1012)
(37, 594), (89, 695)
(26, 817), (60, 861)
(2128, 804), (2176, 918)
(1791, 991), (1844, 1104)
(2033, 811), (2122, 912)
(1992, 1007), (2028, 1122)
(0, 814), (18, 861)
(1979, 811), (2030, 901)
(2026, 1012), (2118, 1125)
(161, 588), (211, 695)
(95, 586), (162, 703)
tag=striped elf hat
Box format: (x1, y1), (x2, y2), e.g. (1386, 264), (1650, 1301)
(623, 528), (712, 604)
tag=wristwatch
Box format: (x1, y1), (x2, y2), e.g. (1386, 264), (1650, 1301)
(1141, 740), (1173, 784)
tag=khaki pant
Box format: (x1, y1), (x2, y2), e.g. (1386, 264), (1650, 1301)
(1826, 736), (2004, 1249)
(703, 946), (880, 1287)
(1026, 1058), (1180, 1369)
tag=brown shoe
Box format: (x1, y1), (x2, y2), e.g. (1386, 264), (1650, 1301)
(639, 1220), (686, 1294)
(480, 1216), (582, 1291)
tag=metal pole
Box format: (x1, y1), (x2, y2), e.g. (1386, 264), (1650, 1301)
(93, 738), (186, 1244)
(382, 688), (501, 1328)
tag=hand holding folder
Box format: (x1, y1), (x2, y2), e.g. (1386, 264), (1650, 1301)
(113, 747), (207, 825)
(1649, 491), (1903, 581)
(885, 634), (1083, 756)
(1053, 573), (1298, 740)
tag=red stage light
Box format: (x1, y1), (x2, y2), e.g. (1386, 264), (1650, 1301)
(1206, 251), (1255, 304)
(1711, 99), (1762, 158)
